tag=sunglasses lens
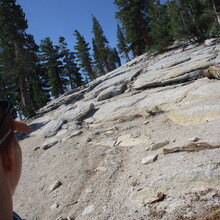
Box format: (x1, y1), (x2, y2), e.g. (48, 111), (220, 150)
(0, 100), (9, 113)
(0, 100), (16, 125)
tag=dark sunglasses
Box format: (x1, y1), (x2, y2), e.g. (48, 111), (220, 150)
(0, 100), (17, 145)
(0, 100), (17, 128)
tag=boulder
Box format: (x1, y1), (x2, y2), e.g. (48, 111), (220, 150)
(141, 154), (158, 164)
(203, 66), (220, 79)
(150, 141), (169, 151)
(60, 102), (94, 122)
(85, 67), (142, 100)
(68, 130), (83, 138)
(42, 138), (59, 150)
(133, 60), (210, 90)
(42, 120), (66, 137)
(204, 38), (217, 46)
(97, 84), (127, 101)
(163, 57), (191, 69)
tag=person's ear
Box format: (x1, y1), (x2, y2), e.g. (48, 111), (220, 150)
(1, 143), (14, 172)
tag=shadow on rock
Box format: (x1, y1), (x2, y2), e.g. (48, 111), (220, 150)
(82, 108), (99, 122)
(16, 121), (48, 141)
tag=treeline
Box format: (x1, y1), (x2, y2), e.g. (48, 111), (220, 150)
(0, 0), (219, 117)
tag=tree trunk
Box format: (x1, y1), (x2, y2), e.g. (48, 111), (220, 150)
(14, 41), (35, 117)
(55, 68), (64, 95)
(124, 52), (131, 62)
(19, 74), (28, 106)
(213, 0), (220, 26)
(19, 73), (35, 117)
(139, 14), (152, 46)
(88, 68), (96, 80)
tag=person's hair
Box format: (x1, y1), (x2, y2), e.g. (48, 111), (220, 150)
(0, 108), (14, 152)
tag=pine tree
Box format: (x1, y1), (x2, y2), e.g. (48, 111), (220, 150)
(28, 66), (50, 111)
(0, 0), (36, 116)
(112, 47), (121, 67)
(166, 0), (217, 42)
(114, 0), (152, 56)
(65, 52), (83, 87)
(59, 36), (83, 89)
(106, 48), (117, 71)
(92, 16), (115, 74)
(148, 0), (173, 51)
(212, 0), (220, 26)
(116, 24), (131, 62)
(0, 45), (19, 103)
(92, 38), (105, 77)
(25, 35), (50, 111)
(74, 30), (96, 80)
(39, 37), (64, 98)
(107, 47), (121, 69)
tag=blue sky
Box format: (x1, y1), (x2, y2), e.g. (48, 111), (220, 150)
(17, 0), (119, 50)
(17, 0), (167, 51)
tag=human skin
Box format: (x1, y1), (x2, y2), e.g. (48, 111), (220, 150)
(0, 135), (22, 220)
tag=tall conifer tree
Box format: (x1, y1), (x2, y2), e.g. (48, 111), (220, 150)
(39, 37), (64, 98)
(74, 30), (96, 80)
(0, 0), (36, 116)
(92, 16), (115, 74)
(212, 0), (220, 26)
(166, 0), (217, 42)
(116, 24), (131, 62)
(148, 0), (173, 50)
(114, 0), (152, 56)
(59, 36), (83, 89)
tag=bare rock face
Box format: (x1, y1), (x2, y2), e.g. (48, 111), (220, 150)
(168, 104), (220, 126)
(97, 84), (127, 101)
(141, 154), (158, 164)
(204, 38), (218, 46)
(15, 41), (220, 220)
(42, 138), (59, 150)
(150, 141), (169, 150)
(133, 60), (210, 90)
(60, 102), (95, 122)
(42, 120), (66, 137)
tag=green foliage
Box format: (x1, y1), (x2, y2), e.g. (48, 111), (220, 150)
(0, 0), (219, 117)
(116, 24), (131, 61)
(112, 47), (121, 67)
(92, 38), (105, 77)
(92, 15), (109, 74)
(92, 16), (119, 75)
(114, 0), (152, 56)
(59, 36), (83, 88)
(146, 106), (163, 116)
(39, 37), (64, 98)
(0, 0), (36, 116)
(74, 30), (96, 80)
(148, 0), (173, 50)
(28, 67), (50, 111)
(166, 0), (217, 42)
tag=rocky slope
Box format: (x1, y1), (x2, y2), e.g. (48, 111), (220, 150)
(14, 39), (220, 220)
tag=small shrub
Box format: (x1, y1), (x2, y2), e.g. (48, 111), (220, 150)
(146, 106), (164, 117)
